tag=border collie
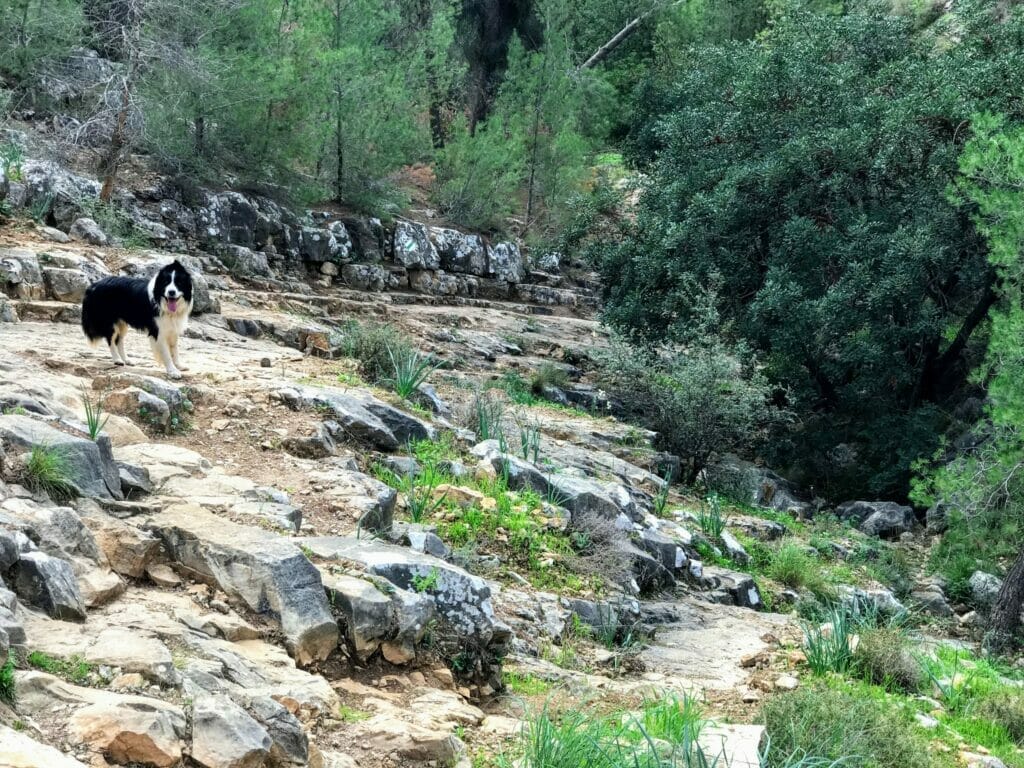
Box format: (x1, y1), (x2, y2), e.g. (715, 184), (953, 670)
(81, 260), (194, 379)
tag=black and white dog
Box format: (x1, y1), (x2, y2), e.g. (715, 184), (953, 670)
(81, 260), (194, 379)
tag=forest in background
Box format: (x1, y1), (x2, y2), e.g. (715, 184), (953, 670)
(3, 0), (1024, 644)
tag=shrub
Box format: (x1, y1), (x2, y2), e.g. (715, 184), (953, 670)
(973, 689), (1024, 745)
(336, 322), (412, 384)
(566, 512), (634, 588)
(853, 627), (923, 693)
(0, 655), (15, 705)
(23, 445), (76, 502)
(594, 330), (783, 484)
(759, 681), (934, 768)
(768, 544), (819, 591)
(530, 363), (569, 395)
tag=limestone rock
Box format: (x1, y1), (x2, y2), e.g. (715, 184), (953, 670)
(394, 222), (440, 270)
(69, 217), (109, 246)
(0, 724), (89, 768)
(969, 571), (1002, 609)
(12, 550), (86, 620)
(69, 698), (186, 767)
(191, 693), (272, 768)
(42, 267), (90, 303)
(0, 414), (122, 499)
(487, 242), (524, 283)
(146, 504), (338, 665)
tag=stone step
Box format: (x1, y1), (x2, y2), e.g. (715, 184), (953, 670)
(13, 299), (81, 323)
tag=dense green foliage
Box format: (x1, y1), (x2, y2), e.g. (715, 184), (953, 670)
(600, 3), (1024, 498)
(913, 113), (1024, 646)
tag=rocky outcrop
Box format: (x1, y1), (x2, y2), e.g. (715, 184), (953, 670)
(837, 501), (916, 539)
(300, 536), (510, 687)
(145, 504), (339, 665)
(705, 455), (812, 519)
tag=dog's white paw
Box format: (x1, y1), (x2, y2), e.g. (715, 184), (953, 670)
(167, 369), (183, 380)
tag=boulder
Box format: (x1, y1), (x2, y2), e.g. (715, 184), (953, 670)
(145, 504), (339, 665)
(221, 245), (271, 277)
(837, 501), (915, 539)
(704, 455), (812, 519)
(69, 217), (109, 246)
(341, 263), (388, 292)
(12, 550), (86, 620)
(926, 502), (950, 535)
(487, 242), (524, 283)
(0, 248), (44, 299)
(191, 693), (272, 768)
(429, 228), (487, 276)
(969, 571), (1002, 609)
(69, 698), (186, 767)
(394, 222), (440, 270)
(249, 695), (309, 766)
(307, 465), (395, 533)
(42, 267), (91, 303)
(0, 414), (122, 500)
(322, 572), (434, 662)
(299, 536), (510, 683)
(720, 530), (751, 565)
(535, 251), (561, 273)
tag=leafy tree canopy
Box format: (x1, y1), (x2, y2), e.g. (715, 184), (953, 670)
(600, 2), (1024, 498)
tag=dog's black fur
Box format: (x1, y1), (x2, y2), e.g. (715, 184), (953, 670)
(81, 260), (194, 376)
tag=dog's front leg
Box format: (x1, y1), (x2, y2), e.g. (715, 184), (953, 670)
(169, 336), (189, 371)
(150, 337), (183, 379)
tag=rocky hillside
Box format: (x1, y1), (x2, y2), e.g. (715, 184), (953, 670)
(0, 159), (1020, 768)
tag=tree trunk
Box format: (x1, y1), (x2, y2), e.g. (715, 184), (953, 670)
(578, 1), (686, 71)
(987, 545), (1024, 652)
(99, 72), (132, 201)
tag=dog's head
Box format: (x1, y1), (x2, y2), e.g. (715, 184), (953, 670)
(149, 260), (194, 316)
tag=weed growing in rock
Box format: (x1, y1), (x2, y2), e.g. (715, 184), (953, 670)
(768, 543), (828, 597)
(529, 362), (569, 395)
(697, 494), (727, 540)
(0, 655), (16, 705)
(337, 704), (370, 723)
(412, 567), (440, 593)
(27, 651), (93, 684)
(23, 445), (76, 502)
(80, 386), (109, 440)
(399, 465), (448, 524)
(854, 626), (923, 693)
(386, 345), (442, 399)
(335, 321), (412, 384)
(516, 415), (541, 463)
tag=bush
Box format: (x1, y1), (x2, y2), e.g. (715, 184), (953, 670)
(336, 322), (412, 384)
(769, 544), (826, 595)
(760, 681), (934, 768)
(566, 512), (634, 588)
(973, 689), (1024, 745)
(594, 329), (783, 484)
(853, 627), (923, 693)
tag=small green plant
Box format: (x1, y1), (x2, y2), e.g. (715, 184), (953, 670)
(471, 390), (506, 444)
(634, 693), (706, 747)
(921, 649), (974, 714)
(802, 606), (856, 676)
(502, 670), (552, 696)
(653, 467), (674, 517)
(697, 493), (727, 539)
(23, 445), (76, 502)
(529, 362), (569, 395)
(386, 345), (442, 399)
(28, 193), (53, 223)
(337, 704), (370, 723)
(80, 386), (109, 441)
(516, 415), (541, 463)
(27, 651), (93, 684)
(0, 654), (16, 705)
(336, 321), (412, 384)
(400, 465), (448, 523)
(412, 566), (441, 593)
(300, 544), (315, 560)
(0, 142), (24, 182)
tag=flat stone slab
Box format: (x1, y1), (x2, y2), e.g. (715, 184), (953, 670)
(145, 504), (338, 665)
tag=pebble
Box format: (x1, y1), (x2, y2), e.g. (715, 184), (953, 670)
(261, 357), (272, 367)
(774, 674), (800, 691)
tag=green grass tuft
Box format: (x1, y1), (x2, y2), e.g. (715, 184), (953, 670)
(23, 445), (76, 502)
